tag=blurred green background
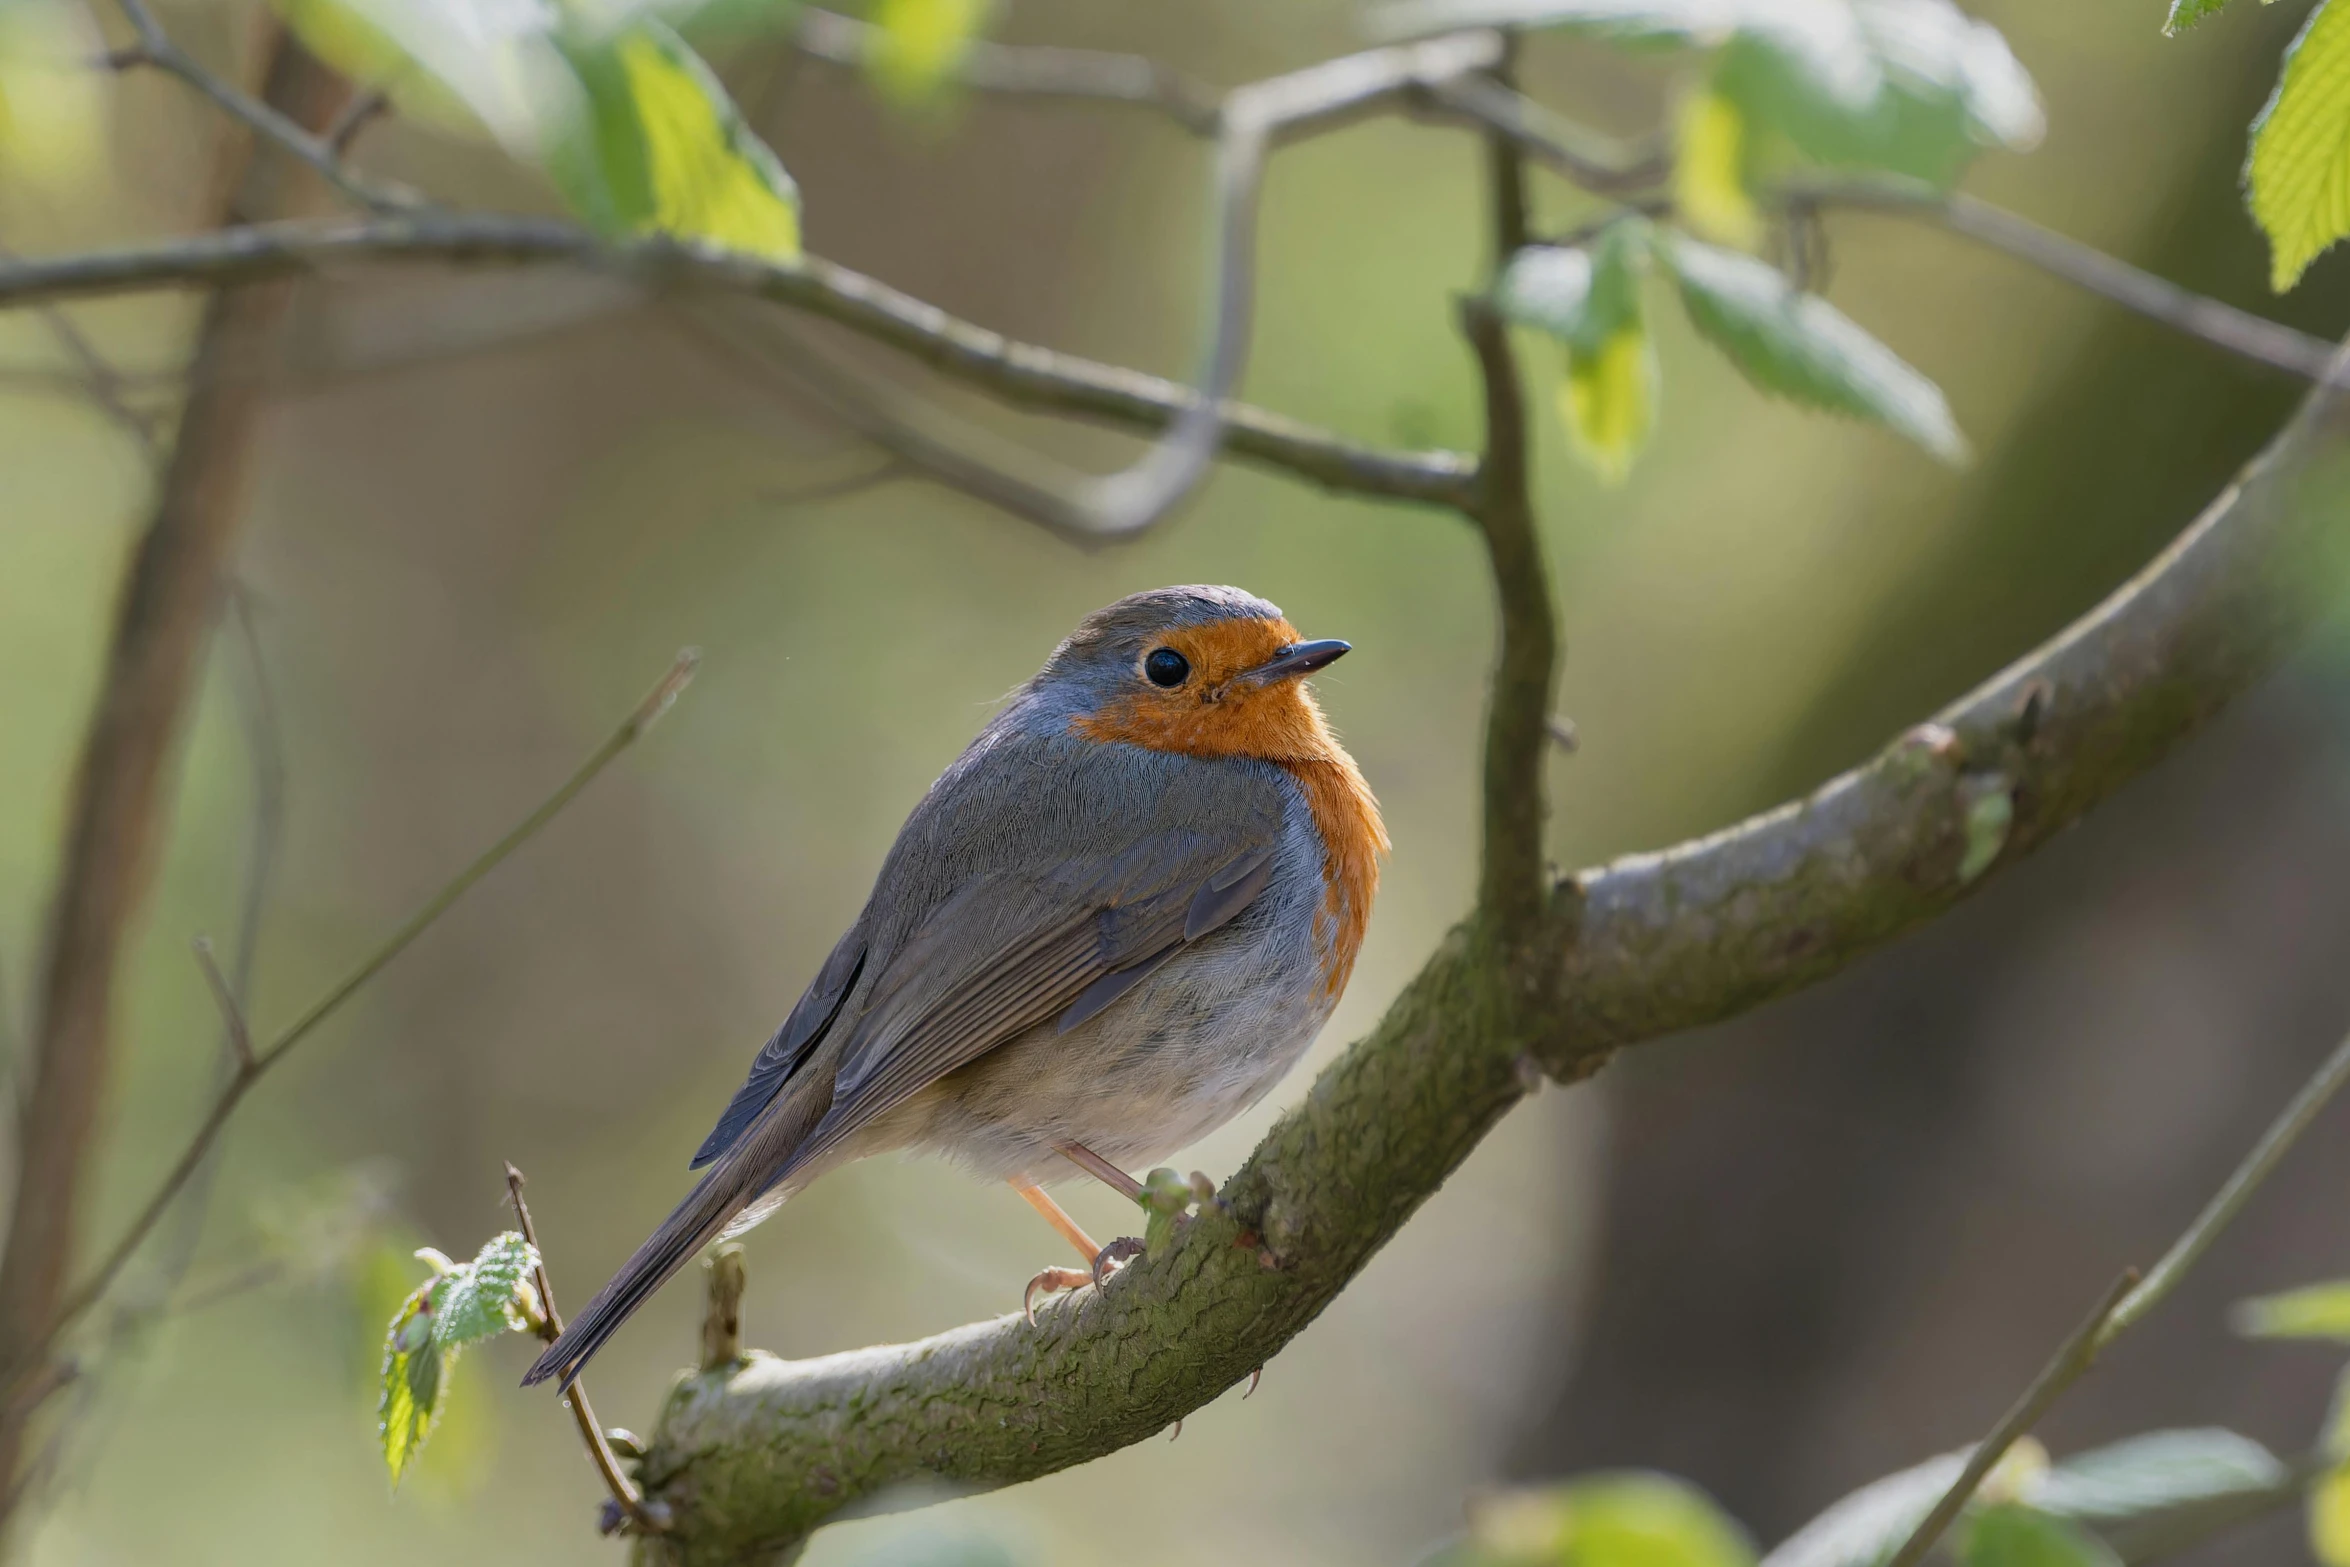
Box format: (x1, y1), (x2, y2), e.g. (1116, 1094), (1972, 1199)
(5, 1), (2350, 1563)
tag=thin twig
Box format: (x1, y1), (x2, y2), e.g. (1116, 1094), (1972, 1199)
(1421, 73), (1668, 194)
(2099, 1025), (2350, 1344)
(1885, 1025), (2350, 1567)
(107, 0), (413, 214)
(322, 87), (390, 154)
(1784, 174), (2341, 383)
(1882, 1271), (2138, 1567)
(187, 940), (251, 1071)
(0, 216), (1481, 510)
(0, 243), (164, 460)
(791, 8), (1221, 134)
(504, 1165), (666, 1535)
(32, 649), (699, 1354)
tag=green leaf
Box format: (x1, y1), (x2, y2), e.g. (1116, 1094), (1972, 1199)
(2314, 1367), (2350, 1566)
(867, 0), (992, 103)
(377, 1284), (439, 1485)
(2236, 1279), (2350, 1342)
(1497, 230), (1645, 353)
(1760, 1452), (1963, 1567)
(2165, 0), (2243, 36)
(1956, 773), (2012, 884)
(2248, 0), (2350, 290)
(1963, 1505), (2120, 1567)
(431, 1232), (539, 1348)
(376, 1233), (539, 1487)
(1470, 1472), (1757, 1567)
(1662, 232), (1966, 461)
(1562, 326), (1660, 486)
(1377, 0), (2038, 184)
(1676, 89), (1764, 247)
(1716, 0), (2040, 186)
(1498, 227), (1659, 481)
(553, 21), (801, 258)
(2026, 1429), (2289, 1524)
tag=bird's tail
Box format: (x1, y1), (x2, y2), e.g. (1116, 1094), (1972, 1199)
(521, 1164), (753, 1389)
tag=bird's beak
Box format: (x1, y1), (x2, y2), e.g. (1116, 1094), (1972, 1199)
(1237, 638), (1350, 686)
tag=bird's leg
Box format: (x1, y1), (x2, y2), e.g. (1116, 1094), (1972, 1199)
(1011, 1179), (1100, 1261)
(1010, 1179), (1101, 1324)
(1053, 1140), (1145, 1201)
(1053, 1141), (1147, 1282)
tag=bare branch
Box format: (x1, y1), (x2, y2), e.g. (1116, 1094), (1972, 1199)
(1461, 50), (1561, 939)
(28, 650), (699, 1365)
(1788, 173), (2341, 383)
(322, 87), (390, 155)
(633, 318), (2350, 1567)
(0, 216), (1480, 509)
(0, 244), (164, 460)
(106, 0), (414, 213)
(1421, 72), (1669, 194)
(790, 8), (1221, 134)
(187, 940), (251, 1071)
(505, 1165), (667, 1536)
(0, 29), (355, 1516)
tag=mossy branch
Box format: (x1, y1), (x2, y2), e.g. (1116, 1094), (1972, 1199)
(630, 344), (2350, 1567)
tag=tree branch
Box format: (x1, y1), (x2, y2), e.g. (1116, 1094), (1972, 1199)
(105, 0), (413, 214)
(1786, 173), (2342, 384)
(0, 29), (350, 1521)
(1460, 54), (1559, 940)
(0, 216), (1481, 511)
(789, 8), (1222, 134)
(632, 328), (2350, 1567)
(31, 650), (698, 1367)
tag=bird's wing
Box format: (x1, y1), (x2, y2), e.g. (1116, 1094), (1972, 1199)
(774, 826), (1281, 1184)
(689, 926), (867, 1169)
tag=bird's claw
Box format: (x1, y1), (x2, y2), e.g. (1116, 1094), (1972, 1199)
(1091, 1236), (1145, 1287)
(1023, 1266), (1093, 1325)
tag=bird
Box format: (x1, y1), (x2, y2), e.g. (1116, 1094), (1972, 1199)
(523, 584), (1386, 1389)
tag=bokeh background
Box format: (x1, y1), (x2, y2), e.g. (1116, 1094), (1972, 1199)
(5, 1), (2350, 1563)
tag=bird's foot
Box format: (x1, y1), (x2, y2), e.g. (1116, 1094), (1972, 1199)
(1023, 1266), (1094, 1325)
(1090, 1236), (1145, 1286)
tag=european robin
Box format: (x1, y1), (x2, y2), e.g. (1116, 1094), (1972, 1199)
(524, 585), (1386, 1388)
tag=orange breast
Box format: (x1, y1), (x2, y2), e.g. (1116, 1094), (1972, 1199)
(1279, 752), (1386, 996)
(1070, 614), (1387, 996)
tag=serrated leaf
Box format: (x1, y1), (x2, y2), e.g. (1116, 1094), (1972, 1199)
(1677, 90), (1763, 247)
(1563, 325), (1660, 485)
(378, 1285), (438, 1484)
(2249, 0), (2350, 290)
(431, 1232), (539, 1348)
(2026, 1429), (2288, 1524)
(1497, 225), (1647, 352)
(1663, 232), (1966, 461)
(554, 21), (801, 258)
(1761, 1452), (1964, 1567)
(1471, 1472), (1757, 1567)
(868, 0), (991, 103)
(2236, 1279), (2350, 1342)
(1964, 1505), (2121, 1567)
(0, 0), (108, 192)
(2163, 0), (2242, 35)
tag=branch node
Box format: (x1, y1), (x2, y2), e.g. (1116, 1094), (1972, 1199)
(189, 937), (254, 1072)
(701, 1244), (747, 1371)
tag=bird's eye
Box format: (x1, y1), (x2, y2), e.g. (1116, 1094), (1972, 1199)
(1143, 647), (1191, 687)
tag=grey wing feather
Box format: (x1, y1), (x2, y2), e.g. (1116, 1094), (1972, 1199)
(690, 928), (866, 1169)
(777, 832), (1278, 1183)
